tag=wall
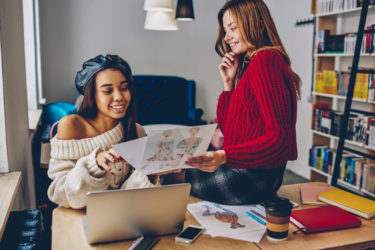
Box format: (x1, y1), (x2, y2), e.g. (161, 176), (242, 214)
(39, 0), (314, 178)
(265, 0), (314, 178)
(0, 0), (36, 209)
(39, 0), (225, 121)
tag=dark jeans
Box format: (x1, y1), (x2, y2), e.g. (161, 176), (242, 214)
(185, 165), (285, 205)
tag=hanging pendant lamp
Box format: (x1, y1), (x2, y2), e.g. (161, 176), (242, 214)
(176, 0), (194, 21)
(144, 11), (178, 31)
(144, 0), (173, 12)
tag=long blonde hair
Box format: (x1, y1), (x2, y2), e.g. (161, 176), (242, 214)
(215, 0), (301, 99)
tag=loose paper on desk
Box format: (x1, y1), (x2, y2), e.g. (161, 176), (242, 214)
(188, 201), (266, 243)
(112, 124), (217, 175)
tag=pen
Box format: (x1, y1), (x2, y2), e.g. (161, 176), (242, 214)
(246, 211), (266, 225)
(250, 209), (266, 220)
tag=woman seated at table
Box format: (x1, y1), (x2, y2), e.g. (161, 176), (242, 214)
(47, 54), (175, 209)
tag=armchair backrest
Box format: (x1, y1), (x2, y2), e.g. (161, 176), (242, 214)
(133, 75), (204, 125)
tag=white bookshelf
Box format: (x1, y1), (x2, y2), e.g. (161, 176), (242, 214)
(311, 167), (332, 178)
(312, 130), (365, 147)
(312, 92), (369, 103)
(361, 188), (375, 198)
(314, 53), (374, 57)
(337, 179), (361, 192)
(316, 6), (374, 17)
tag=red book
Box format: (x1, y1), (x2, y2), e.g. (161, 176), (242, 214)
(290, 205), (361, 234)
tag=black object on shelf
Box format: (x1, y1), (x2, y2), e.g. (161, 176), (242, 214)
(331, 0), (370, 189)
(295, 16), (317, 99)
(295, 17), (315, 27)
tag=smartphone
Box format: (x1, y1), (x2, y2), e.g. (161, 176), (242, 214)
(175, 225), (204, 244)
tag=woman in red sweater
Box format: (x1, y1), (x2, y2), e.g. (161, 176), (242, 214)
(185, 0), (301, 204)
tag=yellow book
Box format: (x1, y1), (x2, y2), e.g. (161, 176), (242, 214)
(318, 188), (375, 219)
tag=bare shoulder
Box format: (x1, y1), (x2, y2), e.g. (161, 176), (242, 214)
(57, 114), (88, 140)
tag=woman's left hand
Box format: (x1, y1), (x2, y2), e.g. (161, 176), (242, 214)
(185, 150), (226, 172)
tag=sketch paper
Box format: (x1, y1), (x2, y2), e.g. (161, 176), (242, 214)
(112, 124), (217, 175)
(187, 201), (266, 242)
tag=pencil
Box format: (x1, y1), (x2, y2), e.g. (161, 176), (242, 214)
(246, 211), (266, 225)
(250, 209), (266, 220)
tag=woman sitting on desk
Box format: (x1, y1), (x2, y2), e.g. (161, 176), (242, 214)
(47, 55), (172, 209)
(185, 0), (301, 204)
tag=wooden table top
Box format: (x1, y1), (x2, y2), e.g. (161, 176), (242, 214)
(0, 171), (22, 240)
(52, 196), (259, 250)
(52, 182), (375, 250)
(255, 182), (375, 250)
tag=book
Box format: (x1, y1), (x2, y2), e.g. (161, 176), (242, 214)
(300, 183), (334, 205)
(290, 205), (361, 233)
(318, 188), (375, 219)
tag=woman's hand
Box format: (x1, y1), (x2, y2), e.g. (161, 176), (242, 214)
(96, 148), (124, 172)
(218, 52), (239, 91)
(185, 150), (226, 173)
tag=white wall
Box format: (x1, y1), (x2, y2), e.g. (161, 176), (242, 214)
(265, 0), (314, 178)
(39, 0), (225, 121)
(39, 0), (314, 178)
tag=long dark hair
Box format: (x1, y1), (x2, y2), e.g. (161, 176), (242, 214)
(215, 0), (301, 99)
(77, 69), (138, 142)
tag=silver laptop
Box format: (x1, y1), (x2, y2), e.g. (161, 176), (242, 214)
(83, 183), (191, 244)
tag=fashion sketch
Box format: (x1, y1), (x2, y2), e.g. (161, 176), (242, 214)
(176, 127), (203, 156)
(202, 204), (245, 229)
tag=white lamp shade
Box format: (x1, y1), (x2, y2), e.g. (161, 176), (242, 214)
(144, 0), (173, 12)
(144, 11), (178, 31)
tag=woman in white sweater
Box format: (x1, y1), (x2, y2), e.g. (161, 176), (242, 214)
(48, 55), (163, 209)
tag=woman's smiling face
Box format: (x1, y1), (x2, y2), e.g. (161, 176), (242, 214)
(94, 68), (131, 121)
(222, 10), (250, 55)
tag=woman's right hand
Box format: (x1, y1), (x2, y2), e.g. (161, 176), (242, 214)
(96, 148), (123, 172)
(218, 52), (239, 91)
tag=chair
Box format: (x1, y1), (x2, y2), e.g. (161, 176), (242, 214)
(133, 75), (206, 125)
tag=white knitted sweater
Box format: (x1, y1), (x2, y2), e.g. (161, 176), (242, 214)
(47, 123), (154, 209)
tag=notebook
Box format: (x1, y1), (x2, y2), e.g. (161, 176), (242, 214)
(83, 183), (191, 244)
(318, 188), (375, 219)
(290, 205), (361, 233)
(300, 183), (334, 205)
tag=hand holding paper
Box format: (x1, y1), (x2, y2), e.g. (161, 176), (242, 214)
(112, 124), (217, 175)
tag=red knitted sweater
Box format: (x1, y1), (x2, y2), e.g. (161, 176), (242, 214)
(217, 50), (297, 170)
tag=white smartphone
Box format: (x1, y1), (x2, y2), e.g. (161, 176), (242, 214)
(175, 225), (204, 244)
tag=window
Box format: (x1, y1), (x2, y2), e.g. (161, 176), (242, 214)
(0, 38), (9, 173)
(23, 0), (44, 110)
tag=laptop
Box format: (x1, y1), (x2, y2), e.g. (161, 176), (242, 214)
(83, 183), (191, 244)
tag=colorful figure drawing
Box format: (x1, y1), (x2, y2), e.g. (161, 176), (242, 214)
(176, 127), (203, 156)
(202, 204), (245, 229)
(146, 130), (175, 162)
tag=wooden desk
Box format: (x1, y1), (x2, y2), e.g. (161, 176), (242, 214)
(0, 172), (22, 240)
(51, 196), (258, 250)
(52, 183), (375, 250)
(255, 182), (375, 250)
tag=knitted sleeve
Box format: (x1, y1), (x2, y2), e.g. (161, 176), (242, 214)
(47, 148), (111, 209)
(223, 50), (292, 169)
(217, 91), (233, 132)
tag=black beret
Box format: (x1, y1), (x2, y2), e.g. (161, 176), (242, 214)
(75, 54), (133, 95)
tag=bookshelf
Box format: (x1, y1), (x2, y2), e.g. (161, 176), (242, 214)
(310, 0), (375, 199)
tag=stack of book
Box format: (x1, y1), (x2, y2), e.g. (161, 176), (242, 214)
(318, 188), (375, 219)
(309, 146), (335, 174)
(315, 70), (372, 101)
